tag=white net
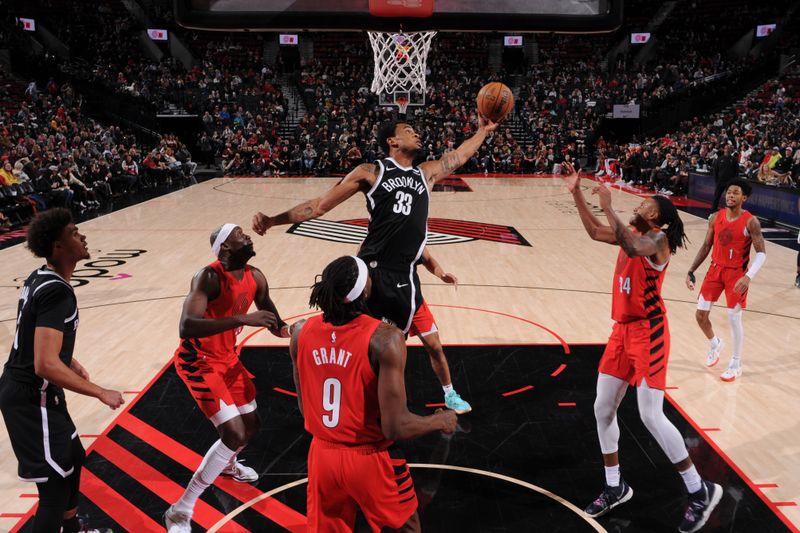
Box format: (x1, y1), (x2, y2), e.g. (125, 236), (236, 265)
(367, 30), (436, 105)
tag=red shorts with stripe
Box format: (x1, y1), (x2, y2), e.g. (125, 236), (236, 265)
(599, 316), (670, 390)
(409, 300), (438, 337)
(307, 439), (417, 532)
(173, 352), (257, 427)
(699, 263), (748, 309)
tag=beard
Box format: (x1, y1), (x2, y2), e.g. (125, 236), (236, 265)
(228, 243), (256, 265)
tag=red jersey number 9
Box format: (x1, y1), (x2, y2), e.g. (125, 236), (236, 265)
(322, 378), (342, 428)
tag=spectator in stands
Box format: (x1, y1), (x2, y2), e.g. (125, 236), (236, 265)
(771, 147), (795, 186)
(302, 144), (317, 175)
(120, 154), (140, 192)
(711, 144), (739, 208)
(1, 160), (18, 185)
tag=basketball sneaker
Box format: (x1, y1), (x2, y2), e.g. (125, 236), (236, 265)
(678, 481), (723, 533)
(706, 338), (723, 367)
(720, 361), (742, 382)
(444, 391), (472, 414)
(164, 505), (192, 533)
(584, 479), (633, 517)
(221, 460), (259, 482)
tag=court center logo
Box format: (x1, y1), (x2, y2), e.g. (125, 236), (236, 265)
(287, 218), (531, 246)
(12, 249), (148, 288)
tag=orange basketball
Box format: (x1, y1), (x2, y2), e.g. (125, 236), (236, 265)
(477, 82), (514, 123)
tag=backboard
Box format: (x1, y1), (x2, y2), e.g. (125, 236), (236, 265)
(175, 0), (623, 33)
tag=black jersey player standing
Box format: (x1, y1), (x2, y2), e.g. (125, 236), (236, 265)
(253, 115), (497, 413)
(0, 208), (124, 533)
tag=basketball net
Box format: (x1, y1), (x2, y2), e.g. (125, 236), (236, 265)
(368, 30), (436, 110)
(395, 96), (409, 115)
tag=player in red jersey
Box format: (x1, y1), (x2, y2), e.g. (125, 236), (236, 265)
(165, 223), (291, 533)
(686, 179), (766, 382)
(289, 255), (457, 532)
(561, 163), (722, 533)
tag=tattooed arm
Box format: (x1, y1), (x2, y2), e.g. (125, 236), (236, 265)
(594, 184), (669, 264)
(253, 163), (377, 235)
(419, 115), (498, 185)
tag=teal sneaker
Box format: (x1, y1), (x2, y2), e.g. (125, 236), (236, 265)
(444, 391), (472, 414)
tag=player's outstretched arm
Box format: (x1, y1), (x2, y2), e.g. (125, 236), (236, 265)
(252, 267), (290, 337)
(686, 214), (717, 290)
(594, 184), (668, 261)
(179, 267), (278, 338)
(373, 324), (457, 440)
(288, 319), (307, 415)
(561, 162), (617, 244)
(734, 216), (767, 294)
(33, 328), (124, 409)
(420, 247), (458, 286)
(252, 163), (376, 235)
(419, 114), (498, 185)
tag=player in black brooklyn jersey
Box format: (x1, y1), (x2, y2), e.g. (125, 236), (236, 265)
(0, 208), (124, 533)
(253, 115), (497, 413)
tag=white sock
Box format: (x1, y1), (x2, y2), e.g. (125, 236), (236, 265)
(604, 465), (620, 487)
(679, 464), (703, 494)
(443, 384), (454, 395)
(727, 307), (743, 364)
(709, 336), (721, 349)
(173, 439), (237, 515)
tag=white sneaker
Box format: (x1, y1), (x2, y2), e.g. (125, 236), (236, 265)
(720, 362), (742, 382)
(221, 460), (259, 482)
(706, 339), (723, 367)
(164, 505), (191, 533)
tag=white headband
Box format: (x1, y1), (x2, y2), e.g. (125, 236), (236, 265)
(344, 256), (368, 303)
(211, 223), (239, 257)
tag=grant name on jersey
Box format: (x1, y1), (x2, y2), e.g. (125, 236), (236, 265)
(312, 346), (353, 368)
(381, 175), (426, 195)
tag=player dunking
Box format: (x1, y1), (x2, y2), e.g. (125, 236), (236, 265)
(686, 179), (766, 381)
(253, 115), (498, 414)
(164, 223), (291, 532)
(561, 164), (722, 533)
(0, 208), (124, 533)
(289, 256), (457, 532)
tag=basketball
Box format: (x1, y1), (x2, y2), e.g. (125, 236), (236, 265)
(477, 82), (514, 122)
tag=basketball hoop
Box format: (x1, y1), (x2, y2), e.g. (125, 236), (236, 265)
(368, 30), (436, 107)
(396, 96), (409, 115)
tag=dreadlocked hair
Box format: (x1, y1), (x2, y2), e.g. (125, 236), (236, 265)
(309, 256), (368, 326)
(652, 195), (689, 254)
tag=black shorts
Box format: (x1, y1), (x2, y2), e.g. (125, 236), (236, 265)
(364, 262), (423, 334)
(0, 374), (79, 482)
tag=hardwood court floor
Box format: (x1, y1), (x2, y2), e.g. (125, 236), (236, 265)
(1, 176), (798, 531)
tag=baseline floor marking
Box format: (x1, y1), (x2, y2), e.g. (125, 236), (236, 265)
(117, 412), (307, 531)
(207, 464), (606, 532)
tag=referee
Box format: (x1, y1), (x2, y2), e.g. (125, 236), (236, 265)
(0, 208), (124, 532)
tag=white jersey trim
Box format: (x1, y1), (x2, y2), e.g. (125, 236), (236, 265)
(416, 166), (430, 192)
(64, 306), (78, 324)
(386, 156), (413, 171)
(40, 391), (75, 479)
(644, 257), (668, 271)
(366, 160), (385, 212)
(19, 475), (49, 483)
(33, 278), (72, 297)
(402, 228), (428, 334)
